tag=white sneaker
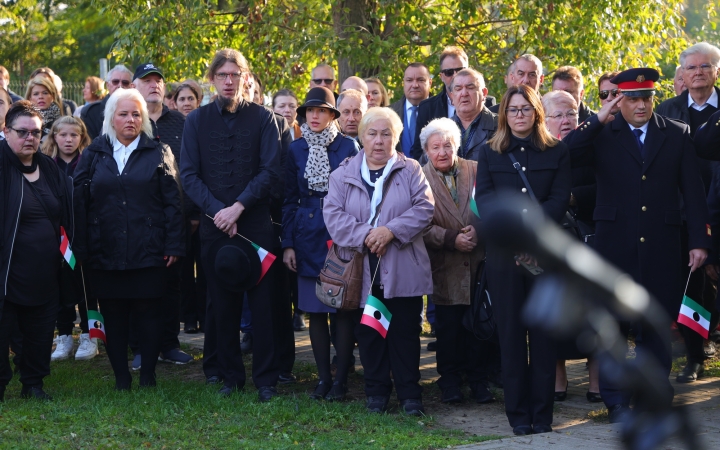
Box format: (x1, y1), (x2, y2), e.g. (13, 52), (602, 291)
(51, 335), (74, 361)
(75, 333), (99, 361)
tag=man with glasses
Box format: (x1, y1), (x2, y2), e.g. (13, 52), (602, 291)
(309, 64), (338, 93)
(551, 66), (595, 122)
(597, 71), (621, 116)
(567, 68), (710, 424)
(656, 42), (720, 386)
(81, 64), (133, 139)
(390, 63), (432, 155)
(180, 48), (282, 402)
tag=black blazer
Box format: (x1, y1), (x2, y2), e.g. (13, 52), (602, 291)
(695, 108), (720, 160)
(566, 112), (711, 313)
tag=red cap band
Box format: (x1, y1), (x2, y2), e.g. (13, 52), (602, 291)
(617, 80), (655, 91)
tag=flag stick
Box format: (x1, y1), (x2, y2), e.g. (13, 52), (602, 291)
(683, 270), (692, 296)
(204, 214), (255, 244)
(368, 255), (382, 298)
(80, 265), (90, 312)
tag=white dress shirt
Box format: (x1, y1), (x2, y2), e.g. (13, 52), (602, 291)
(628, 121), (650, 144)
(113, 135), (141, 173)
(688, 89), (719, 112)
(446, 95), (455, 118)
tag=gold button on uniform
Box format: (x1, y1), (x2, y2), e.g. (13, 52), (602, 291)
(309, 213), (314, 218)
(522, 167), (526, 172)
(642, 175), (647, 180)
(520, 147), (525, 152)
(641, 206), (647, 211)
(640, 237), (645, 242)
(522, 188), (527, 193)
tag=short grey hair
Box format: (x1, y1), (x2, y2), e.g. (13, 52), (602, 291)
(680, 42), (720, 68)
(449, 68), (486, 91)
(337, 89), (368, 112)
(542, 90), (577, 114)
(419, 117), (462, 158)
(106, 64), (133, 83)
(514, 54), (544, 76)
(102, 88), (154, 142)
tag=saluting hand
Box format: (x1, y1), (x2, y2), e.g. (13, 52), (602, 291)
(689, 248), (708, 273)
(596, 94), (623, 124)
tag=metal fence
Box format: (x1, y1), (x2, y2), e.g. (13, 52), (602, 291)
(8, 80), (86, 107)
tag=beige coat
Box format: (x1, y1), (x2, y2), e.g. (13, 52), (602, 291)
(422, 158), (484, 305)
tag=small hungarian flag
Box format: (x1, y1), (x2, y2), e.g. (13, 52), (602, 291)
(470, 182), (479, 218)
(361, 295), (392, 338)
(88, 310), (107, 344)
(251, 242), (276, 283)
(59, 226), (76, 269)
(678, 295), (711, 339)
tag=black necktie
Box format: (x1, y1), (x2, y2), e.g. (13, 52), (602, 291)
(633, 129), (645, 160)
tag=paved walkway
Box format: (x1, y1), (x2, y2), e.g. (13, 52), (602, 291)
(178, 326), (720, 449)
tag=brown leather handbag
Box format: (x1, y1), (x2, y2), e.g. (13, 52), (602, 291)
(315, 244), (364, 310)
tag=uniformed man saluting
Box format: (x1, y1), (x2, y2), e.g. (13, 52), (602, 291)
(565, 68), (711, 423)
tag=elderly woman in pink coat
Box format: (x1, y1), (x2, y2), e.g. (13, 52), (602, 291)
(323, 107), (434, 417)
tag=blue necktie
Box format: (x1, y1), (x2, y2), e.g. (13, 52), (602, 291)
(408, 106), (418, 141)
(633, 129), (645, 159)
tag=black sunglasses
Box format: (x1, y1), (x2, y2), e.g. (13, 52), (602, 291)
(599, 89), (619, 100)
(111, 79), (132, 87)
(439, 67), (465, 77)
(311, 78), (335, 85)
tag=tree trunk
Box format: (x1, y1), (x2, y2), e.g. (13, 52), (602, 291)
(331, 0), (379, 83)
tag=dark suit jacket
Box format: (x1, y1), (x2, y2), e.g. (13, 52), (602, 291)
(455, 108), (498, 162)
(695, 108), (720, 161)
(656, 87), (720, 131)
(566, 112), (711, 313)
(578, 101), (595, 123)
(390, 96), (409, 154)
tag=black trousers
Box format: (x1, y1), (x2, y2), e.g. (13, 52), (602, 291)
(486, 251), (555, 428)
(182, 228), (207, 328)
(202, 259), (280, 389)
(99, 297), (162, 388)
(0, 299), (57, 389)
(355, 287), (423, 400)
(435, 304), (496, 390)
(130, 264), (182, 355)
(274, 260), (296, 374)
(56, 299), (96, 335)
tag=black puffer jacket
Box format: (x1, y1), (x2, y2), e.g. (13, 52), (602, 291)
(73, 133), (185, 270)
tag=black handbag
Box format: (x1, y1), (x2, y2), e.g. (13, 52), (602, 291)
(462, 259), (498, 342)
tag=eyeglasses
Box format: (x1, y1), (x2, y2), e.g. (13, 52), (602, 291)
(311, 78), (335, 85)
(505, 107), (535, 117)
(598, 89), (619, 100)
(215, 72), (243, 81)
(440, 67), (465, 77)
(547, 111), (578, 121)
(683, 64), (715, 73)
(110, 79), (131, 87)
(9, 127), (42, 140)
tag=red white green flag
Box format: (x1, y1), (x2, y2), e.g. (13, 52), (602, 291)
(251, 243), (276, 283)
(678, 295), (711, 339)
(88, 310), (106, 344)
(59, 226), (76, 269)
(470, 182), (479, 218)
(361, 295), (392, 338)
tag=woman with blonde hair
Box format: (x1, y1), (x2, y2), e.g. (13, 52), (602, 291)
(25, 76), (66, 139)
(74, 76), (107, 118)
(364, 77), (390, 107)
(474, 84), (571, 435)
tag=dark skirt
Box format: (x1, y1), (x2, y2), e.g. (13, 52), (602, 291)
(86, 267), (165, 299)
(298, 275), (335, 314)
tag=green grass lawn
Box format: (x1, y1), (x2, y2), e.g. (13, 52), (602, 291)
(0, 348), (496, 449)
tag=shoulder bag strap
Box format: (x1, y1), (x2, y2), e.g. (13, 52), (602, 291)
(507, 152), (537, 202)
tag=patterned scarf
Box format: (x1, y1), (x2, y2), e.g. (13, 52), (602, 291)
(436, 162), (459, 206)
(40, 103), (61, 133)
(301, 122), (338, 192)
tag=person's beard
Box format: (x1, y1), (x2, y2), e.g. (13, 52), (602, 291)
(218, 94), (241, 113)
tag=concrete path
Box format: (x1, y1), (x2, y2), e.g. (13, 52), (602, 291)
(178, 324), (720, 449)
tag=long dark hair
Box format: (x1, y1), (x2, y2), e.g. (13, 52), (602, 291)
(487, 84), (559, 153)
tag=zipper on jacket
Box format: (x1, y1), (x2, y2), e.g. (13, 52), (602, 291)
(4, 178), (23, 295)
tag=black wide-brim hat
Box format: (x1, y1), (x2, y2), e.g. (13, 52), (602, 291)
(296, 87), (341, 119)
(207, 235), (262, 293)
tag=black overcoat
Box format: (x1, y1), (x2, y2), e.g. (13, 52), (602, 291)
(566, 112), (711, 313)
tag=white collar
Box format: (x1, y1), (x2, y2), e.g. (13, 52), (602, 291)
(688, 89), (719, 109)
(628, 121), (650, 134)
(113, 135), (141, 152)
(405, 99), (417, 112)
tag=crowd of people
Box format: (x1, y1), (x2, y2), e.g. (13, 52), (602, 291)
(2, 40), (720, 435)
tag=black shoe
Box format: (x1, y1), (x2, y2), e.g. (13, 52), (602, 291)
(554, 382), (568, 402)
(533, 424), (553, 434)
(20, 386), (52, 401)
(608, 404), (631, 424)
(184, 324), (198, 334)
(676, 362), (704, 383)
(426, 340), (437, 352)
(278, 372), (297, 385)
(258, 386), (278, 402)
(366, 395), (390, 413)
(206, 375), (223, 385)
(241, 333), (253, 354)
(488, 371), (504, 389)
(115, 374), (132, 391)
(325, 381), (348, 402)
(704, 340), (716, 357)
(309, 381), (332, 400)
(293, 313), (306, 331)
(219, 385), (237, 397)
(586, 391), (602, 403)
(441, 386), (463, 404)
(470, 383), (495, 404)
(399, 398), (425, 416)
(513, 425), (533, 436)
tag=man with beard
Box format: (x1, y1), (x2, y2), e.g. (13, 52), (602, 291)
(180, 48), (282, 402)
